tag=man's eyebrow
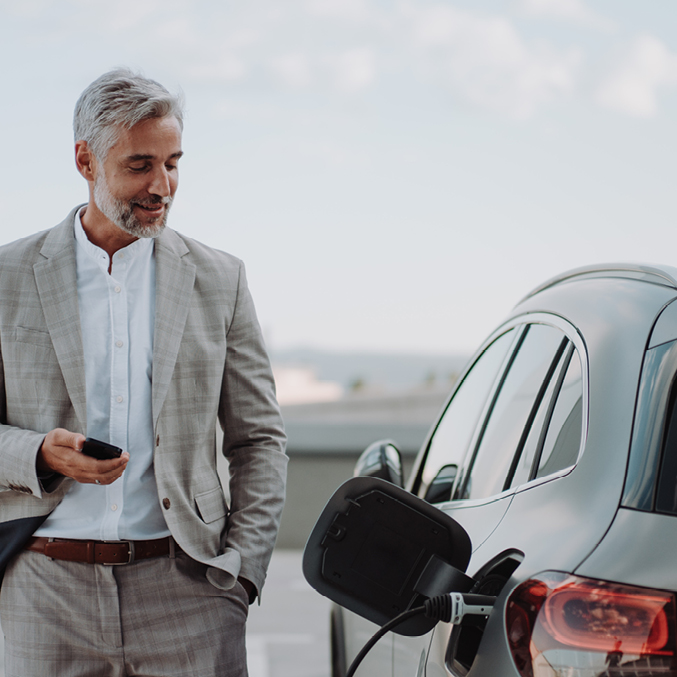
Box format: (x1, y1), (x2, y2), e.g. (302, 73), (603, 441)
(125, 151), (184, 162)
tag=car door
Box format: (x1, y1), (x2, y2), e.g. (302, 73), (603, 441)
(340, 327), (515, 677)
(443, 336), (584, 676)
(394, 320), (576, 677)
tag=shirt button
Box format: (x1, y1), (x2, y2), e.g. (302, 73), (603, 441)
(116, 396), (123, 403)
(162, 498), (171, 510)
(111, 504), (118, 511)
(114, 286), (121, 293)
(118, 253), (125, 259)
(116, 340), (123, 348)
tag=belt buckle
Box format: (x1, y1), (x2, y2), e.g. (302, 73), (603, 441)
(103, 540), (135, 565)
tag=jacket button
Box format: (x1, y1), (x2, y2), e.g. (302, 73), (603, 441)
(162, 497), (171, 510)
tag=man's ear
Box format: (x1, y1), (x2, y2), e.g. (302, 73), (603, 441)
(75, 141), (97, 182)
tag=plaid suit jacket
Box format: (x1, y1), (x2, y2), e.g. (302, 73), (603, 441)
(0, 206), (287, 595)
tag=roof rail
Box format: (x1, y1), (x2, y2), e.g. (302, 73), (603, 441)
(520, 263), (677, 304)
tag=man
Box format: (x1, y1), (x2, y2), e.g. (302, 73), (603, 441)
(0, 68), (287, 677)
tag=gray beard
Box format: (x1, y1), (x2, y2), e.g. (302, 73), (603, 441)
(93, 173), (171, 239)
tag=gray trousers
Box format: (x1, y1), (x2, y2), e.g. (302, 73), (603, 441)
(0, 548), (249, 677)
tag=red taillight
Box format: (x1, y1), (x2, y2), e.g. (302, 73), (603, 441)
(506, 572), (677, 677)
(543, 581), (670, 654)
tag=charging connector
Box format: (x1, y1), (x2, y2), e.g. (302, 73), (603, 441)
(425, 593), (495, 624)
(345, 593), (495, 677)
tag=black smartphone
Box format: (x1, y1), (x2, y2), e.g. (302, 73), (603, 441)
(81, 438), (123, 460)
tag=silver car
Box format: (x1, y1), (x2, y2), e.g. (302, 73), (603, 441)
(306, 263), (677, 677)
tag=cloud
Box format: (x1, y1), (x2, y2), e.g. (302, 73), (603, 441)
(596, 35), (677, 117)
(270, 53), (313, 88)
(293, 138), (371, 166)
(405, 4), (582, 118)
(0, 0), (54, 19)
(182, 55), (248, 83)
(154, 18), (197, 46)
(211, 100), (280, 121)
(330, 47), (377, 92)
(305, 0), (371, 22)
(73, 0), (167, 32)
(0, 0), (593, 117)
(519, 0), (614, 31)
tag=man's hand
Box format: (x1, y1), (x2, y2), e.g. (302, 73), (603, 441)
(37, 428), (129, 485)
(238, 577), (255, 604)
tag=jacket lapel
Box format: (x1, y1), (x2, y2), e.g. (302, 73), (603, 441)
(33, 208), (87, 432)
(152, 228), (196, 427)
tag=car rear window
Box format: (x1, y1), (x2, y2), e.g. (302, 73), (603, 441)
(655, 386), (677, 515)
(623, 339), (677, 514)
(622, 341), (676, 512)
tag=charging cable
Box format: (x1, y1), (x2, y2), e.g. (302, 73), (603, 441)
(345, 593), (495, 677)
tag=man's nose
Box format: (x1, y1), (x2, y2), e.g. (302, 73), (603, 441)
(148, 167), (172, 197)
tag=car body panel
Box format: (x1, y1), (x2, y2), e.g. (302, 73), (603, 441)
(437, 494), (515, 554)
(441, 277), (677, 675)
(425, 469), (627, 676)
(575, 507), (677, 590)
(393, 636), (428, 677)
(342, 611), (393, 675)
(649, 297), (677, 348)
(326, 266), (677, 677)
(391, 493), (515, 677)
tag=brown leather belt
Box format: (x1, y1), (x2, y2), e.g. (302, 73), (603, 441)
(25, 536), (177, 565)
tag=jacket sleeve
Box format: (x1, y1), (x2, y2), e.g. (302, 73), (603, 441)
(217, 260), (287, 599)
(0, 323), (66, 500)
(0, 223), (79, 506)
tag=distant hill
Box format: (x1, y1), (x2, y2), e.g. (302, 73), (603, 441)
(270, 348), (471, 393)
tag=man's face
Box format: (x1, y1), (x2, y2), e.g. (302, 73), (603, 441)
(93, 116), (183, 239)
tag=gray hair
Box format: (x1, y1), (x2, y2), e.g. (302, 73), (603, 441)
(74, 68), (184, 160)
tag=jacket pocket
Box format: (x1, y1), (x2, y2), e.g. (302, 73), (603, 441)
(194, 487), (227, 524)
(14, 326), (53, 348)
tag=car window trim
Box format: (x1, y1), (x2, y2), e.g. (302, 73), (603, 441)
(409, 313), (589, 501)
(502, 338), (570, 492)
(455, 326), (530, 500)
(454, 317), (587, 501)
(408, 327), (523, 497)
(501, 314), (589, 491)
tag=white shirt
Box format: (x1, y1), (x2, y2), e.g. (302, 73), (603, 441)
(35, 212), (170, 540)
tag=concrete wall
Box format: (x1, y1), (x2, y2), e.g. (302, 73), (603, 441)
(274, 390), (450, 547)
(276, 452), (418, 549)
(217, 387), (450, 549)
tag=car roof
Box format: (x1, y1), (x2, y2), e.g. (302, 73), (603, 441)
(519, 263), (677, 305)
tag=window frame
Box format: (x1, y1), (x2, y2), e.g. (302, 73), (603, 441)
(408, 326), (522, 499)
(408, 313), (589, 505)
(502, 338), (571, 492)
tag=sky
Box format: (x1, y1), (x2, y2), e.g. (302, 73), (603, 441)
(0, 0), (676, 355)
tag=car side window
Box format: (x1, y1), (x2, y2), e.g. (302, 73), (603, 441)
(508, 345), (583, 487)
(508, 343), (571, 488)
(459, 324), (567, 501)
(536, 350), (583, 479)
(417, 329), (515, 500)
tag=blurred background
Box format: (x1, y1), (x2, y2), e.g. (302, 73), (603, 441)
(2, 0), (676, 356)
(3, 0), (676, 542)
(1, 2), (676, 675)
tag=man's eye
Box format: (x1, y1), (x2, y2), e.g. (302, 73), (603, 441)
(130, 165), (148, 173)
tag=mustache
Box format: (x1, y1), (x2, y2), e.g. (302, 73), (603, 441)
(132, 195), (173, 207)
